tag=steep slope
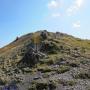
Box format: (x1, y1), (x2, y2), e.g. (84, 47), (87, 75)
(0, 30), (90, 90)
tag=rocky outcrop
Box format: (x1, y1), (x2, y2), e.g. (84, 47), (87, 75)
(18, 47), (46, 67)
(40, 30), (48, 40)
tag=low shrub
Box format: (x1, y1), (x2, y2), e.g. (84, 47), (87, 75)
(29, 79), (48, 90)
(56, 65), (70, 74)
(28, 84), (36, 90)
(30, 78), (57, 90)
(75, 71), (90, 79)
(0, 78), (6, 85)
(58, 79), (76, 86)
(36, 82), (48, 90)
(69, 61), (80, 67)
(48, 80), (57, 90)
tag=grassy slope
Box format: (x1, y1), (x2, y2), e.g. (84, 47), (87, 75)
(0, 31), (90, 90)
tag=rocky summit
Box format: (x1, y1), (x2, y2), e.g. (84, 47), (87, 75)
(0, 30), (90, 90)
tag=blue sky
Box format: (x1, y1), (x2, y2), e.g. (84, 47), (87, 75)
(0, 0), (90, 47)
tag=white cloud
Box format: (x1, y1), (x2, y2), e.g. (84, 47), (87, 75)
(47, 0), (60, 9)
(76, 0), (83, 8)
(73, 21), (81, 28)
(67, 0), (83, 16)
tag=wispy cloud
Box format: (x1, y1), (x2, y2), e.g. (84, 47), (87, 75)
(47, 0), (60, 9)
(76, 0), (83, 8)
(47, 0), (62, 18)
(67, 0), (83, 16)
(73, 21), (81, 28)
(51, 13), (61, 17)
